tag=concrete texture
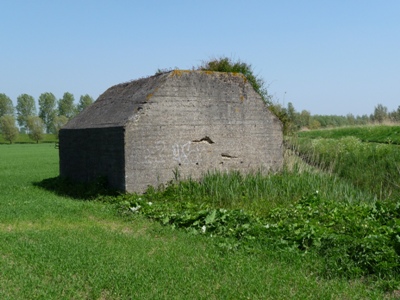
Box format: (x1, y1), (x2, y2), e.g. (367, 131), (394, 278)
(59, 70), (283, 193)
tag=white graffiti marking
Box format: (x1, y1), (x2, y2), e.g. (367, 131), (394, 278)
(172, 141), (201, 165)
(144, 141), (166, 164)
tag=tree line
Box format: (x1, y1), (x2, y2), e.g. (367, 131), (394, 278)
(273, 102), (400, 134)
(0, 92), (94, 143)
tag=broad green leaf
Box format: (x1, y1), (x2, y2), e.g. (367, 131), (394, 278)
(205, 210), (217, 224)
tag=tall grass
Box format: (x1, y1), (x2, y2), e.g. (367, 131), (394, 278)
(145, 166), (376, 217)
(290, 136), (400, 200)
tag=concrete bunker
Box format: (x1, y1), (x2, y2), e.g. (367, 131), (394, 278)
(59, 70), (283, 193)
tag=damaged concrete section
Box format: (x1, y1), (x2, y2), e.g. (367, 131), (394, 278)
(59, 70), (283, 193)
(221, 153), (238, 159)
(192, 136), (215, 144)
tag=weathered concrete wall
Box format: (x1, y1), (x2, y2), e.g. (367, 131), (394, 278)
(59, 127), (125, 190)
(59, 70), (283, 193)
(124, 71), (283, 193)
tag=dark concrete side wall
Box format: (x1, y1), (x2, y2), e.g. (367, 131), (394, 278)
(59, 127), (125, 190)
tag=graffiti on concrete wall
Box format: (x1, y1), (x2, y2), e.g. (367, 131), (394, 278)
(172, 141), (202, 165)
(144, 140), (203, 165)
(144, 141), (166, 164)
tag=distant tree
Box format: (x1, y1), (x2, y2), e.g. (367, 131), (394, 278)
(308, 118), (321, 130)
(373, 104), (388, 123)
(369, 113), (374, 123)
(336, 116), (348, 127)
(77, 94), (94, 112)
(0, 115), (19, 143)
(16, 94), (36, 130)
(388, 106), (400, 122)
(394, 106), (400, 122)
(298, 110), (311, 128)
(53, 115), (69, 139)
(0, 93), (14, 117)
(58, 92), (76, 119)
(346, 113), (356, 125)
(287, 102), (296, 121)
(286, 102), (298, 132)
(26, 116), (45, 143)
(358, 114), (370, 125)
(38, 92), (57, 133)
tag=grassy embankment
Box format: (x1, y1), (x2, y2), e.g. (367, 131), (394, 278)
(1, 126), (399, 298)
(295, 125), (400, 200)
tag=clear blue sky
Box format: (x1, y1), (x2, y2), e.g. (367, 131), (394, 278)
(1, 0), (399, 116)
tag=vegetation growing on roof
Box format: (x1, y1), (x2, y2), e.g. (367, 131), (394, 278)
(197, 57), (271, 105)
(170, 69), (191, 77)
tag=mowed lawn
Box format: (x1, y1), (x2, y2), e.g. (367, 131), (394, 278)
(0, 144), (384, 299)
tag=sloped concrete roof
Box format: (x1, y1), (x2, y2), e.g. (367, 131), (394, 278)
(63, 70), (252, 129)
(64, 72), (170, 129)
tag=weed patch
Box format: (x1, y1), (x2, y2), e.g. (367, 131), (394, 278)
(267, 192), (400, 282)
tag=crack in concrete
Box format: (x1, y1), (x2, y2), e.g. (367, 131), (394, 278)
(221, 153), (238, 159)
(192, 136), (215, 144)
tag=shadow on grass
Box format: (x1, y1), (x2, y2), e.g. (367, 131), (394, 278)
(34, 176), (119, 200)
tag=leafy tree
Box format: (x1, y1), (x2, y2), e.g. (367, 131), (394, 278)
(286, 102), (298, 132)
(26, 116), (45, 143)
(16, 94), (36, 129)
(58, 92), (76, 119)
(0, 115), (19, 143)
(357, 114), (370, 125)
(77, 94), (94, 113)
(287, 102), (296, 122)
(298, 110), (311, 128)
(38, 92), (57, 133)
(388, 106), (400, 122)
(308, 118), (321, 130)
(313, 115), (328, 127)
(0, 93), (14, 117)
(346, 113), (356, 125)
(373, 104), (388, 124)
(53, 115), (69, 138)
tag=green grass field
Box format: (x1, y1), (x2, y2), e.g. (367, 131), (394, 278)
(0, 130), (398, 298)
